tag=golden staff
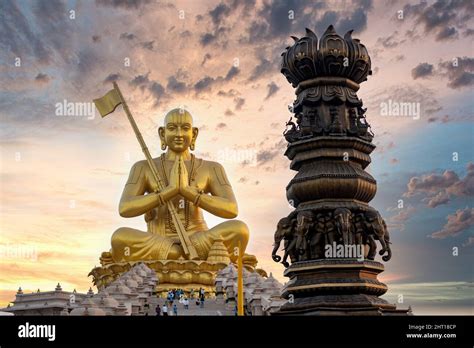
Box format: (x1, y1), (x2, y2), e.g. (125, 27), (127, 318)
(237, 240), (244, 315)
(93, 82), (199, 260)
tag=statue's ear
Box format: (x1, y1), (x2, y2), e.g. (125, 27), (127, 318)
(158, 127), (167, 150)
(190, 127), (199, 151)
(158, 127), (165, 140)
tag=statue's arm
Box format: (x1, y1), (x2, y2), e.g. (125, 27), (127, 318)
(182, 162), (238, 219)
(118, 161), (177, 217)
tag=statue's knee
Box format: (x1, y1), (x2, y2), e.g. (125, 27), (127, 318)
(111, 227), (128, 247)
(232, 220), (249, 241)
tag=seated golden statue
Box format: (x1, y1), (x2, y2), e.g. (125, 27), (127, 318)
(100, 108), (255, 267)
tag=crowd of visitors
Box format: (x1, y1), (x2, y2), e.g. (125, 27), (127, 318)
(155, 288), (207, 316)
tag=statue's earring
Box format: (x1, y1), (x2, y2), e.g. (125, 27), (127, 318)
(161, 142), (167, 150)
(190, 142), (195, 151)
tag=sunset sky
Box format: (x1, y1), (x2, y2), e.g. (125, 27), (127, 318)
(0, 0), (473, 314)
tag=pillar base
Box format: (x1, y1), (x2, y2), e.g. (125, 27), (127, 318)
(274, 259), (411, 316)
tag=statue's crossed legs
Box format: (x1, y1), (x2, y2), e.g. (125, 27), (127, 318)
(110, 220), (252, 263)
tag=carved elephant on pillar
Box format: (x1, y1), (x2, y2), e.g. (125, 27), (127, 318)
(334, 208), (353, 245)
(272, 213), (297, 267)
(364, 211), (392, 261)
(294, 210), (315, 260)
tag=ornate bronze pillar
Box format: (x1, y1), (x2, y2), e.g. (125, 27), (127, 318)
(272, 26), (409, 315)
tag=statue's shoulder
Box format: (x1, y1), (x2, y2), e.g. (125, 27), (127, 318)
(128, 160), (151, 176)
(199, 159), (231, 185)
(199, 159), (226, 172)
(131, 159), (149, 169)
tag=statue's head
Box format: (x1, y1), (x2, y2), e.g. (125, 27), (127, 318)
(159, 108), (198, 153)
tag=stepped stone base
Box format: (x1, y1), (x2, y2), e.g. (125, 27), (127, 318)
(89, 260), (230, 296)
(274, 259), (411, 316)
(89, 259), (260, 297)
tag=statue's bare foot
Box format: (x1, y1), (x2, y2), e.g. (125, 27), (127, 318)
(100, 251), (113, 266)
(168, 244), (185, 259)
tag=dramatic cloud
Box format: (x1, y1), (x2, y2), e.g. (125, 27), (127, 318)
(248, 57), (278, 81)
(255, 139), (286, 166)
(224, 66), (240, 81)
(140, 40), (155, 51)
(148, 81), (166, 106)
(119, 32), (136, 40)
(0, 0), (53, 64)
(376, 31), (406, 48)
(462, 237), (474, 247)
(427, 114), (452, 123)
(200, 33), (217, 46)
(411, 63), (434, 79)
(209, 2), (231, 26)
(234, 97), (245, 110)
(194, 76), (216, 92)
(217, 89), (239, 98)
(31, 0), (73, 56)
(238, 176), (260, 185)
(430, 207), (474, 240)
(246, 0), (372, 43)
(401, 0), (473, 41)
(387, 205), (416, 231)
(393, 54), (405, 62)
(193, 67), (240, 94)
(103, 73), (121, 84)
(199, 27), (228, 47)
(404, 163), (474, 207)
(464, 28), (474, 37)
(436, 26), (458, 41)
(201, 53), (211, 66)
(166, 76), (187, 93)
(35, 73), (50, 84)
(95, 0), (152, 10)
(265, 81), (280, 99)
(438, 56), (474, 89)
(130, 73), (150, 88)
(427, 191), (451, 208)
(216, 122), (227, 130)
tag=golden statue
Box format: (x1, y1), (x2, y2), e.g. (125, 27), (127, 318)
(90, 91), (258, 293)
(101, 108), (253, 264)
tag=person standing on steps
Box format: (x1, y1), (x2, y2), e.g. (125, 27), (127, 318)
(183, 297), (189, 310)
(200, 293), (205, 308)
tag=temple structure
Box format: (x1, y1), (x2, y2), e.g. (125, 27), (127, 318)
(2, 284), (89, 316)
(3, 263), (285, 316)
(3, 264), (159, 316)
(215, 264), (286, 316)
(272, 26), (410, 315)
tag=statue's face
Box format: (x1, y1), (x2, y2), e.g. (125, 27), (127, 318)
(159, 109), (198, 153)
